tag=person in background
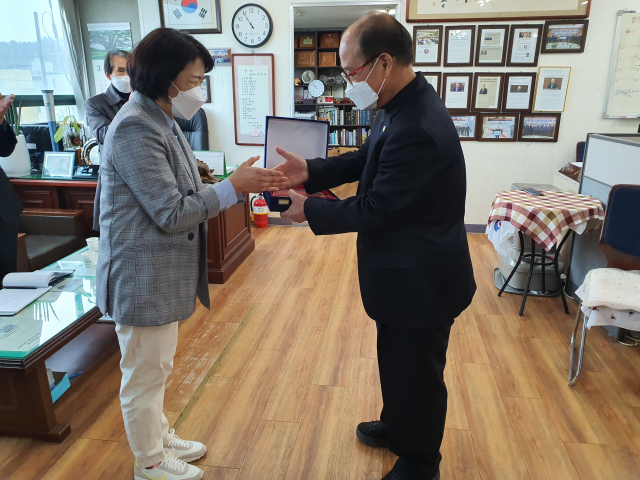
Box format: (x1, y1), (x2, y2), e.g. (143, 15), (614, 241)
(97, 28), (287, 480)
(0, 92), (24, 284)
(275, 12), (475, 480)
(85, 49), (132, 232)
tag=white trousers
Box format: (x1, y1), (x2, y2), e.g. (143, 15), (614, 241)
(116, 321), (179, 468)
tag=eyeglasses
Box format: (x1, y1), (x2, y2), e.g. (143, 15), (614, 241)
(340, 54), (380, 85)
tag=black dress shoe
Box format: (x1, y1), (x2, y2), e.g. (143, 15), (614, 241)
(381, 458), (440, 480)
(356, 420), (389, 448)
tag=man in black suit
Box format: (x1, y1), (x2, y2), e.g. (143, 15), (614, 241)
(0, 92), (24, 283)
(275, 12), (475, 480)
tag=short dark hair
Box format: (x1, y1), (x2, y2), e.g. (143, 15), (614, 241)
(357, 13), (413, 66)
(104, 50), (131, 75)
(128, 28), (214, 100)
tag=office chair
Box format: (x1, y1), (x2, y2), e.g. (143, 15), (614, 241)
(175, 108), (209, 151)
(568, 184), (640, 385)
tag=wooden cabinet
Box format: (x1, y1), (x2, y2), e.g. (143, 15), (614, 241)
(10, 177), (254, 284)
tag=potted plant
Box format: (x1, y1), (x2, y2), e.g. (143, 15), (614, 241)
(54, 115), (83, 149)
(0, 97), (31, 177)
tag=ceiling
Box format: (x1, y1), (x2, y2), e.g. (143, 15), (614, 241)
(294, 4), (398, 30)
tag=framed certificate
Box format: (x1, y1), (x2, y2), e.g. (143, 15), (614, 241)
(502, 73), (536, 112)
(478, 114), (519, 142)
(232, 54), (275, 145)
(507, 25), (542, 67)
(413, 26), (443, 66)
(442, 73), (472, 111)
(533, 67), (571, 112)
(444, 25), (476, 67)
(472, 73), (504, 112)
(451, 115), (478, 141)
(519, 113), (561, 142)
(423, 72), (442, 96)
(475, 25), (509, 66)
(541, 20), (589, 54)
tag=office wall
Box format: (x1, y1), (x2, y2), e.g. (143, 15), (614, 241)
(78, 0), (142, 97)
(131, 0), (638, 224)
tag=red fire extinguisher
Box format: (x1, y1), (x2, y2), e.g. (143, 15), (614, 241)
(251, 194), (269, 229)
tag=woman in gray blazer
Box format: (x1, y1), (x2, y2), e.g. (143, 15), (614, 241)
(96, 28), (286, 480)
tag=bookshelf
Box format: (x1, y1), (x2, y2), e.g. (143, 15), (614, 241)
(293, 29), (378, 148)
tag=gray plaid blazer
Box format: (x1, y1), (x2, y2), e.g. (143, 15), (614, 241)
(96, 92), (220, 327)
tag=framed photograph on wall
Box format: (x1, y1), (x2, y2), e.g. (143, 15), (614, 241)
(209, 48), (231, 65)
(451, 115), (478, 141)
(541, 20), (589, 53)
(507, 25), (542, 67)
(423, 72), (442, 96)
(519, 113), (561, 142)
(533, 66), (571, 112)
(475, 25), (509, 66)
(406, 0), (591, 23)
(413, 26), (443, 66)
(472, 73), (504, 112)
(201, 76), (212, 103)
(502, 72), (536, 112)
(442, 73), (473, 112)
(478, 114), (518, 142)
(444, 25), (476, 67)
(159, 0), (222, 34)
(232, 54), (275, 146)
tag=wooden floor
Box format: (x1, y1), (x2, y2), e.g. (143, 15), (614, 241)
(2, 229), (640, 480)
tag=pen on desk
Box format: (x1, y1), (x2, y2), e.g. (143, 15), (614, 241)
(68, 371), (83, 379)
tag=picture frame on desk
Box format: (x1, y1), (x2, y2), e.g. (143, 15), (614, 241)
(42, 152), (75, 178)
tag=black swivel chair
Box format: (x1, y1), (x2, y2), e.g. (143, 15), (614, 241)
(175, 108), (209, 150)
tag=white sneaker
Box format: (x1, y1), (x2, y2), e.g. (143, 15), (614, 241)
(134, 451), (203, 480)
(164, 428), (207, 463)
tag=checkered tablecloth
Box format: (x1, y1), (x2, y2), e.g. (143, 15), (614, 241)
(487, 190), (605, 251)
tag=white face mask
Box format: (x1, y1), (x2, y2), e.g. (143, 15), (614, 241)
(170, 82), (207, 120)
(345, 57), (386, 111)
(111, 75), (132, 94)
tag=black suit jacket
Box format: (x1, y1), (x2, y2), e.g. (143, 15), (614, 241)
(304, 73), (476, 327)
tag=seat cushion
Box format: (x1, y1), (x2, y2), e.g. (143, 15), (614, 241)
(583, 268), (640, 311)
(25, 235), (83, 271)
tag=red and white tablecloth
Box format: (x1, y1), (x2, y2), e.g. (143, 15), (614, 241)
(487, 190), (605, 251)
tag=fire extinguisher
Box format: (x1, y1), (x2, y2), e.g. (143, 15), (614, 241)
(251, 194), (269, 229)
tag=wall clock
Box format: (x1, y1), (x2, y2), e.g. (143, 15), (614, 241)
(232, 4), (273, 48)
(308, 80), (325, 98)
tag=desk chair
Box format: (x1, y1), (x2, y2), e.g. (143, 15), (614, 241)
(568, 184), (640, 385)
(175, 109), (209, 151)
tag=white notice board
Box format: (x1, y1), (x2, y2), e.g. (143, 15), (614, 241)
(603, 11), (640, 118)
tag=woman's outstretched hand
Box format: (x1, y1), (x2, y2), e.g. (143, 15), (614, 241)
(228, 156), (288, 194)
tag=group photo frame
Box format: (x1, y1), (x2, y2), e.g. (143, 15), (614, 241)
(451, 114), (478, 141)
(541, 20), (589, 53)
(518, 113), (561, 142)
(478, 113), (519, 142)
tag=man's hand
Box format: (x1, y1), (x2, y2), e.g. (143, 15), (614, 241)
(0, 92), (15, 124)
(228, 156), (288, 194)
(273, 146), (309, 189)
(281, 190), (308, 223)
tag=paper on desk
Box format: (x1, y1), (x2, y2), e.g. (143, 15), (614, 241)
(195, 151), (225, 176)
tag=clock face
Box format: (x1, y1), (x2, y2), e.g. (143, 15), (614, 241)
(232, 4), (273, 48)
(308, 80), (325, 98)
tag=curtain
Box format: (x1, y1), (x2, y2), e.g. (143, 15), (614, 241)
(58, 0), (89, 120)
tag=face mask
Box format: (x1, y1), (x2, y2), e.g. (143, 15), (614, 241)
(170, 82), (207, 120)
(111, 75), (131, 94)
(345, 57), (386, 111)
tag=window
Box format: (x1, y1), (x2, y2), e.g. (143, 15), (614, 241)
(0, 0), (74, 97)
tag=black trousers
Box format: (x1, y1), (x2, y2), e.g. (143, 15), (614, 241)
(377, 320), (452, 470)
(0, 215), (19, 283)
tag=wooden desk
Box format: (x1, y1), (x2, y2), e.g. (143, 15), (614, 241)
(10, 176), (254, 284)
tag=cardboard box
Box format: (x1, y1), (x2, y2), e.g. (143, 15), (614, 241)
(320, 32), (340, 48)
(319, 52), (337, 67)
(295, 50), (315, 67)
